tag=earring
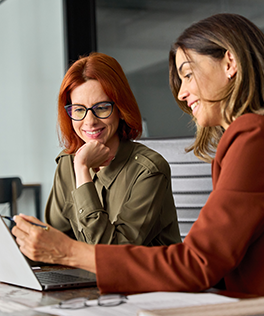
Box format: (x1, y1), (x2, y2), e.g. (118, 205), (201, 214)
(228, 74), (232, 80)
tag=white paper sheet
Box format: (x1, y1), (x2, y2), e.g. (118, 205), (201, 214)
(34, 292), (238, 316)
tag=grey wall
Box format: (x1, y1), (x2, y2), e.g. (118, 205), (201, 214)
(128, 60), (195, 138)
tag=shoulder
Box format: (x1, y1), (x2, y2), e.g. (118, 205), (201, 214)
(52, 150), (75, 186)
(49, 151), (75, 194)
(129, 141), (171, 176)
(55, 150), (74, 166)
(221, 113), (264, 144)
(229, 113), (264, 133)
(216, 113), (264, 159)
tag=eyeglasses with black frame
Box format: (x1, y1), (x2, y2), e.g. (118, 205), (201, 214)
(56, 294), (128, 309)
(64, 101), (114, 121)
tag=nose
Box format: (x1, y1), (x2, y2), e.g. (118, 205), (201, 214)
(177, 83), (189, 101)
(83, 108), (98, 124)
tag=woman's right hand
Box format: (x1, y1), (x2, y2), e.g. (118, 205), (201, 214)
(75, 140), (110, 169)
(12, 214), (96, 273)
(74, 140), (111, 187)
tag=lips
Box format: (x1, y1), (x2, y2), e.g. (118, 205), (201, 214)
(190, 100), (200, 111)
(84, 128), (104, 135)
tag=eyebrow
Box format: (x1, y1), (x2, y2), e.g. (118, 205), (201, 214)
(178, 61), (192, 74)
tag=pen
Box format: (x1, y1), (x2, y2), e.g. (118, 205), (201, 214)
(1, 215), (49, 231)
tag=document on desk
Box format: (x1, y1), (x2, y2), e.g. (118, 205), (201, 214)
(34, 291), (238, 316)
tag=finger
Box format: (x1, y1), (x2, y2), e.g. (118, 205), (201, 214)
(16, 214), (46, 226)
(15, 236), (41, 262)
(13, 215), (33, 234)
(13, 214), (47, 236)
(14, 235), (25, 248)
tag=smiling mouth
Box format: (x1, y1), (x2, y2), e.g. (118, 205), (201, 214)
(191, 100), (200, 111)
(85, 128), (104, 135)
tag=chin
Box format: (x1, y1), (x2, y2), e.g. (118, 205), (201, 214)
(196, 119), (211, 128)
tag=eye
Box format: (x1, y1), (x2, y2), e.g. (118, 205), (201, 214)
(97, 106), (108, 111)
(94, 103), (112, 111)
(184, 72), (192, 79)
(74, 107), (85, 113)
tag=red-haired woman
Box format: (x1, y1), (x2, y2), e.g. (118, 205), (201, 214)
(44, 52), (181, 246)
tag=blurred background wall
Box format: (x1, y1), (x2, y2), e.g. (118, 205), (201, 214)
(0, 0), (64, 219)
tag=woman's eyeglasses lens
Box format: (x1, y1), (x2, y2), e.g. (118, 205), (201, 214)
(58, 297), (93, 309)
(98, 294), (128, 306)
(65, 102), (114, 121)
(57, 294), (127, 309)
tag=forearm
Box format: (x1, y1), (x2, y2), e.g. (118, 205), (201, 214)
(75, 164), (93, 188)
(65, 239), (97, 273)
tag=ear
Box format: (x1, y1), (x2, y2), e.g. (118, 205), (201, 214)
(119, 112), (124, 120)
(224, 50), (237, 79)
(117, 108), (124, 120)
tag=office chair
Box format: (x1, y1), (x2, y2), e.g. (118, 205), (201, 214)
(0, 177), (23, 217)
(139, 137), (212, 240)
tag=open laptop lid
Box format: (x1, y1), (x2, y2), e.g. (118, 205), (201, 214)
(0, 215), (42, 291)
(0, 216), (97, 291)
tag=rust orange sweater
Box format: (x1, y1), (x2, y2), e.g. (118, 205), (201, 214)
(96, 113), (264, 295)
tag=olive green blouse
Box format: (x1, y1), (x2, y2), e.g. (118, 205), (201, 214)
(45, 140), (181, 246)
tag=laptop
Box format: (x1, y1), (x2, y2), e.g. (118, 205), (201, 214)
(0, 215), (97, 291)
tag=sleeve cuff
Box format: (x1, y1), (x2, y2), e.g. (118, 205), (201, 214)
(71, 182), (103, 215)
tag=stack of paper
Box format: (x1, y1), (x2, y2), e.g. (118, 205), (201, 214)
(35, 291), (238, 316)
(138, 295), (264, 316)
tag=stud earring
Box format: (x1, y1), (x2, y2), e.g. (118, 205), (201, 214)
(228, 74), (232, 80)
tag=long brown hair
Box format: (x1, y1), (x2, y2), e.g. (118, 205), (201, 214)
(169, 13), (264, 162)
(58, 52), (142, 153)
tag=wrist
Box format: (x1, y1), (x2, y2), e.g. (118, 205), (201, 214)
(75, 165), (93, 188)
(68, 240), (96, 273)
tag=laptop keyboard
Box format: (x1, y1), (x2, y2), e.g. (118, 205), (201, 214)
(36, 271), (89, 285)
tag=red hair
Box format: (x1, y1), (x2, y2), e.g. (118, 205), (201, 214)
(58, 52), (142, 153)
